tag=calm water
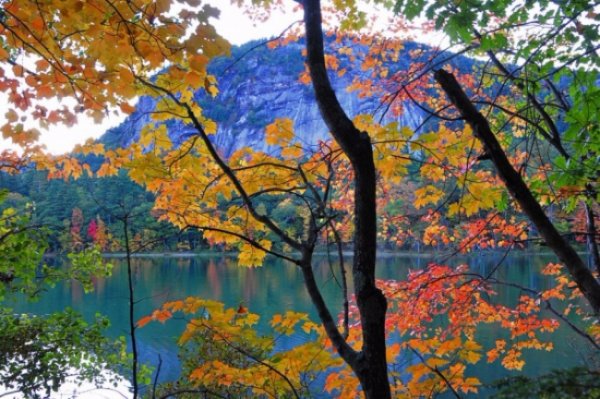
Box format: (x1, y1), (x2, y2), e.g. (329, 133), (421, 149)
(7, 252), (595, 392)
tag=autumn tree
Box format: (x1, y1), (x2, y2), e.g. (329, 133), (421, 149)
(69, 207), (84, 251)
(0, 0), (395, 395)
(87, 218), (97, 240)
(383, 0), (600, 313)
(93, 216), (111, 251)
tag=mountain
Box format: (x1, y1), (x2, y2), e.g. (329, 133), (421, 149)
(100, 39), (475, 157)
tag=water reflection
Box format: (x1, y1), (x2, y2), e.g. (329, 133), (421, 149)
(8, 252), (593, 387)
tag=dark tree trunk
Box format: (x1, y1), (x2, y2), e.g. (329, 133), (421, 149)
(585, 203), (600, 274)
(435, 69), (600, 316)
(302, 1), (391, 397)
(122, 216), (139, 399)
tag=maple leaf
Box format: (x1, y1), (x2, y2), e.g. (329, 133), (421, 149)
(119, 102), (136, 114)
(189, 54), (209, 72)
(153, 309), (172, 323)
(137, 315), (154, 328)
(281, 144), (303, 158)
(414, 185), (444, 208)
(184, 71), (203, 88)
(265, 118), (294, 146)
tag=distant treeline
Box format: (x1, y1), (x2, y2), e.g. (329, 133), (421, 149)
(0, 170), (204, 253)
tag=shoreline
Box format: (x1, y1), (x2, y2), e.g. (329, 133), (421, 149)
(44, 248), (586, 259)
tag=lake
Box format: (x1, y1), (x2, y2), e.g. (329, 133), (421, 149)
(7, 252), (596, 395)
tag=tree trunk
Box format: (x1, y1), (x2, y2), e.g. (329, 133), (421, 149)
(585, 203), (600, 274)
(302, 1), (391, 397)
(435, 69), (600, 316)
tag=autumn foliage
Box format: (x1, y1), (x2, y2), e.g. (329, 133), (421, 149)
(1, 0), (600, 397)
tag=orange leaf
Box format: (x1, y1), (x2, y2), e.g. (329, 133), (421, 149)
(12, 64), (24, 77)
(35, 59), (50, 71)
(25, 75), (38, 87)
(120, 102), (136, 114)
(189, 54), (208, 72)
(30, 16), (45, 32)
(184, 71), (203, 88)
(137, 315), (153, 328)
(153, 309), (173, 323)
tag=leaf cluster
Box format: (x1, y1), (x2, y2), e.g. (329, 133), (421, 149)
(0, 309), (126, 398)
(141, 298), (339, 398)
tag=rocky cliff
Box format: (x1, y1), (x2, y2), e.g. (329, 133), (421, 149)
(100, 39), (472, 157)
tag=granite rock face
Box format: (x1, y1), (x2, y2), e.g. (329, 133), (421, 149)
(100, 39), (469, 156)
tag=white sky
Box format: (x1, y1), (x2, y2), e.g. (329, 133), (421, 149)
(0, 4), (302, 155)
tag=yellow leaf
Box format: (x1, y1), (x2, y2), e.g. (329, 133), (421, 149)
(421, 163), (445, 182)
(301, 321), (319, 334)
(414, 185), (444, 208)
(435, 336), (461, 356)
(204, 119), (217, 135)
(461, 350), (481, 364)
(447, 203), (462, 217)
(204, 76), (218, 97)
(139, 125), (170, 149)
(97, 162), (118, 177)
(154, 125), (172, 150)
(400, 126), (413, 138)
(281, 145), (302, 158)
(238, 242), (266, 267)
(265, 118), (294, 146)
(425, 356), (449, 368)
